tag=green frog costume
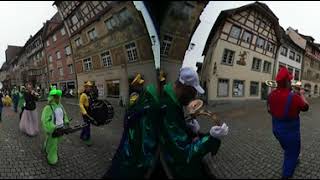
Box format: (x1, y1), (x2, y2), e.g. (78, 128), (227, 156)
(159, 82), (222, 178)
(104, 84), (160, 178)
(41, 87), (70, 165)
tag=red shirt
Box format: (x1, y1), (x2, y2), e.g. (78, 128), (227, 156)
(268, 88), (309, 119)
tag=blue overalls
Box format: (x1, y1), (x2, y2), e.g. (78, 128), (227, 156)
(272, 92), (300, 178)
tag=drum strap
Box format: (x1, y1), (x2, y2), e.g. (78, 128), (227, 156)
(48, 104), (65, 125)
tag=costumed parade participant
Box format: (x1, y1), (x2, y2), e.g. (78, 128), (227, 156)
(19, 83), (40, 136)
(159, 67), (229, 178)
(3, 94), (12, 106)
(41, 87), (70, 165)
(0, 91), (3, 124)
(11, 86), (20, 113)
(104, 73), (160, 179)
(18, 86), (26, 119)
(79, 81), (94, 146)
(267, 67), (309, 179)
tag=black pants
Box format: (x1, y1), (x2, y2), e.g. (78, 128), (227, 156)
(19, 107), (25, 120)
(149, 160), (167, 179)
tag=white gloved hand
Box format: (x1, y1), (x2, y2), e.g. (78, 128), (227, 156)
(210, 123), (229, 139)
(187, 119), (200, 134)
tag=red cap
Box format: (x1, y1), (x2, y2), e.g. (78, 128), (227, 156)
(276, 67), (293, 82)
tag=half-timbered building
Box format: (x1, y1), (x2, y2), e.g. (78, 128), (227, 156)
(160, 1), (208, 83)
(275, 27), (305, 83)
(300, 33), (320, 97)
(201, 2), (281, 104)
(54, 1), (155, 105)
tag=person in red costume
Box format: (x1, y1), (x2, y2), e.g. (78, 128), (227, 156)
(267, 67), (309, 179)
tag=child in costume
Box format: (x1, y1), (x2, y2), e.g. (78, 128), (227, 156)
(41, 87), (70, 165)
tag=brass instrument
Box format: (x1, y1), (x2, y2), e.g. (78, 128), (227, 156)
(265, 80), (277, 88)
(265, 80), (305, 91)
(186, 99), (221, 126)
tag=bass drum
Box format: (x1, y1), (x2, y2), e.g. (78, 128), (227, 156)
(88, 99), (114, 126)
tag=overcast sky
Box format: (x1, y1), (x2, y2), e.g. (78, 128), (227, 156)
(183, 1), (320, 70)
(0, 1), (57, 67)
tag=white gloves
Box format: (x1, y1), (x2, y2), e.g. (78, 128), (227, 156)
(187, 119), (200, 134)
(210, 123), (229, 139)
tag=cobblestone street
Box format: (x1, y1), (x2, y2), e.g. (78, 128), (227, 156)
(1, 97), (320, 179)
(0, 98), (123, 179)
(199, 98), (320, 179)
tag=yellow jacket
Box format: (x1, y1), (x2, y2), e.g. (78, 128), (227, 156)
(79, 93), (89, 115)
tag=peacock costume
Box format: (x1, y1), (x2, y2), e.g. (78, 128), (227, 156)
(104, 84), (160, 178)
(41, 87), (70, 165)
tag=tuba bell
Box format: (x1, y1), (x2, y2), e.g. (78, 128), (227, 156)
(186, 99), (221, 126)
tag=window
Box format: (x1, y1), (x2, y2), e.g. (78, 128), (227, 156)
(161, 35), (173, 56)
(221, 49), (235, 65)
(59, 67), (64, 76)
(294, 69), (300, 81)
(250, 81), (259, 96)
(217, 79), (229, 97)
(56, 51), (61, 60)
(266, 42), (274, 52)
(104, 16), (119, 30)
(71, 15), (78, 25)
(68, 64), (74, 74)
(53, 34), (57, 42)
(280, 47), (288, 56)
(296, 54), (301, 63)
(230, 25), (241, 39)
(101, 51), (112, 67)
(125, 42), (138, 63)
(75, 37), (82, 47)
(118, 8), (131, 22)
(316, 73), (320, 80)
(255, 19), (261, 25)
(263, 61), (272, 73)
(260, 21), (266, 28)
(46, 40), (50, 47)
(289, 51), (295, 60)
(252, 58), (262, 71)
(65, 46), (72, 56)
(242, 31), (252, 43)
(61, 28), (66, 36)
(307, 70), (312, 79)
(288, 66), (294, 74)
(83, 57), (93, 71)
(311, 60), (315, 67)
(50, 70), (54, 78)
(48, 55), (52, 63)
(87, 28), (97, 41)
(106, 80), (120, 97)
(256, 37), (265, 49)
(233, 80), (245, 97)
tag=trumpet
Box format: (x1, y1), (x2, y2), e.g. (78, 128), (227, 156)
(186, 99), (221, 126)
(265, 80), (277, 88)
(265, 80), (305, 90)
